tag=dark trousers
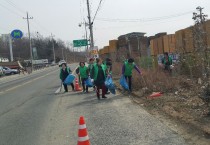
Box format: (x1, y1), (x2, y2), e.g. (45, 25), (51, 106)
(105, 87), (109, 93)
(63, 83), (74, 92)
(78, 75), (81, 85)
(96, 84), (106, 97)
(125, 76), (132, 91)
(81, 78), (88, 92)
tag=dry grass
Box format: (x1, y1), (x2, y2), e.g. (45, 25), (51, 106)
(112, 62), (182, 94)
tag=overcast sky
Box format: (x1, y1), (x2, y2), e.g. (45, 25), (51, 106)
(0, 0), (210, 48)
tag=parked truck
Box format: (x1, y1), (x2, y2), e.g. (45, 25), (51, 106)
(0, 61), (22, 69)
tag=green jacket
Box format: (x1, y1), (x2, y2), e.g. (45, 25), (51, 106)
(102, 61), (113, 76)
(88, 63), (94, 77)
(124, 62), (135, 76)
(79, 66), (88, 79)
(59, 67), (71, 80)
(103, 61), (107, 70)
(162, 56), (172, 65)
(92, 64), (106, 81)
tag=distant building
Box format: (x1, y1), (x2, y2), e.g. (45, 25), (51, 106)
(117, 32), (149, 58)
(0, 57), (9, 62)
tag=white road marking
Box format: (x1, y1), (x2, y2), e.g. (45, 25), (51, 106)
(0, 66), (57, 85)
(0, 69), (57, 95)
(55, 87), (61, 94)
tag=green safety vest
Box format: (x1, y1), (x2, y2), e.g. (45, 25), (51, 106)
(124, 62), (135, 76)
(79, 66), (88, 79)
(93, 64), (106, 81)
(162, 57), (172, 65)
(88, 64), (94, 74)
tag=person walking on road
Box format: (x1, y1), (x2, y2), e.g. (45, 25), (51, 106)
(59, 63), (74, 92)
(88, 58), (96, 91)
(92, 58), (107, 100)
(122, 58), (141, 92)
(79, 62), (89, 93)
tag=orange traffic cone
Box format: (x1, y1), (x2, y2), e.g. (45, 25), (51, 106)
(78, 116), (90, 145)
(75, 78), (82, 91)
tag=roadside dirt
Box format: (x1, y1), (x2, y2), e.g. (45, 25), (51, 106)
(113, 76), (210, 145)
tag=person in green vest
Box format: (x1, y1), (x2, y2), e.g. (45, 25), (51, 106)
(92, 58), (107, 100)
(79, 62), (89, 93)
(161, 52), (173, 72)
(122, 58), (141, 92)
(88, 58), (96, 91)
(59, 63), (74, 92)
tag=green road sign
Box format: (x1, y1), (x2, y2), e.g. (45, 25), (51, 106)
(73, 39), (88, 47)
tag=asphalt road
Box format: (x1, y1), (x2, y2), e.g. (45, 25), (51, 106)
(0, 64), (187, 145)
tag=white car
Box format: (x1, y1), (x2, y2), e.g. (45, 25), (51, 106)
(3, 67), (18, 75)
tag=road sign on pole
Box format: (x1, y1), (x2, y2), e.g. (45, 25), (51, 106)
(73, 39), (88, 47)
(11, 29), (23, 39)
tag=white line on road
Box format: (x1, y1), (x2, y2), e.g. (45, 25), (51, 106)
(55, 87), (61, 94)
(0, 69), (58, 95)
(0, 66), (57, 85)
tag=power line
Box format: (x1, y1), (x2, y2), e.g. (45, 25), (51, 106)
(0, 3), (23, 18)
(96, 10), (193, 23)
(32, 19), (51, 34)
(2, 0), (51, 36)
(95, 18), (187, 30)
(3, 0), (26, 14)
(92, 0), (103, 23)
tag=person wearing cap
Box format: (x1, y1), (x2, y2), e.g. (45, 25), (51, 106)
(122, 58), (141, 92)
(79, 62), (89, 93)
(59, 63), (74, 92)
(92, 58), (107, 100)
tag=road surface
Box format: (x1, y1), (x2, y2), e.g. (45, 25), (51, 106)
(0, 64), (186, 145)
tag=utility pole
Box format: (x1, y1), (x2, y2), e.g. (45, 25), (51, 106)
(192, 7), (210, 115)
(73, 47), (76, 62)
(86, 0), (94, 49)
(193, 6), (207, 24)
(84, 22), (88, 51)
(23, 12), (33, 73)
(50, 33), (56, 63)
(8, 35), (13, 62)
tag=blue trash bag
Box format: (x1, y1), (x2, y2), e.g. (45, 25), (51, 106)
(105, 77), (116, 94)
(85, 77), (93, 87)
(120, 75), (129, 90)
(64, 74), (76, 85)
